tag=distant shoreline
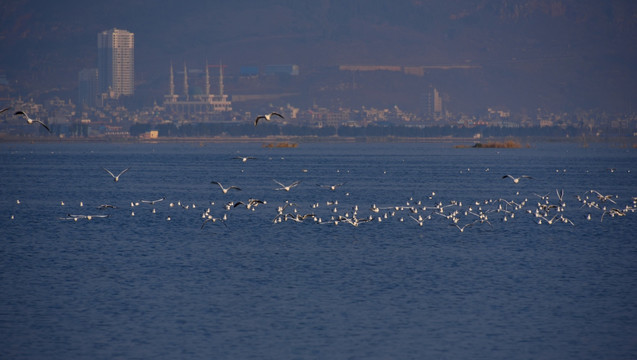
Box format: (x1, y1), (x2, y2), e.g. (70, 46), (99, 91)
(0, 135), (635, 146)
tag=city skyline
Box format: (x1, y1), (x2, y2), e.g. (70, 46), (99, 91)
(0, 1), (636, 115)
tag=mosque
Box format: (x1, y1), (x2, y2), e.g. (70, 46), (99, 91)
(163, 61), (232, 120)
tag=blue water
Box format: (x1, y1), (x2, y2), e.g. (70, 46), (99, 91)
(1, 141), (636, 359)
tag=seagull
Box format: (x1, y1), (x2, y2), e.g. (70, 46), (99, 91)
(318, 183), (345, 191)
(453, 222), (474, 232)
(211, 181), (241, 194)
(240, 198), (266, 209)
(254, 112), (284, 126)
(201, 215), (228, 229)
(103, 167), (130, 182)
(97, 204), (117, 210)
(588, 190), (617, 204)
(14, 111), (51, 132)
(233, 156), (257, 162)
(273, 179), (301, 191)
(502, 174), (533, 183)
(409, 215), (425, 227)
(141, 197), (166, 205)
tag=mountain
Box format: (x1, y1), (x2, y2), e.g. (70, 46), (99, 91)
(1, 0), (636, 113)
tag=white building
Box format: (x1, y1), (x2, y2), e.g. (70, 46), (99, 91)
(97, 28), (134, 99)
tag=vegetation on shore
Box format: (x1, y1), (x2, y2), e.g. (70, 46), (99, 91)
(455, 140), (524, 148)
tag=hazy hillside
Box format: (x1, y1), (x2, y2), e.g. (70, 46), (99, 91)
(1, 0), (635, 113)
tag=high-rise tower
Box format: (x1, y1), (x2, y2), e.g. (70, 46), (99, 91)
(78, 68), (98, 107)
(97, 28), (134, 98)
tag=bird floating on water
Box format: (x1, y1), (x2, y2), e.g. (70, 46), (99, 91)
(14, 110), (51, 132)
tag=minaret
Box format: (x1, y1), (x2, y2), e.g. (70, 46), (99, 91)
(183, 62), (189, 101)
(169, 62), (175, 97)
(219, 60), (224, 97)
(164, 62), (178, 104)
(205, 60), (211, 97)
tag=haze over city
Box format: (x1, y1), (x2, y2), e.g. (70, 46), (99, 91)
(1, 0), (636, 137)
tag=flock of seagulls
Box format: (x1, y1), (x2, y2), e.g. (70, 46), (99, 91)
(6, 158), (636, 234)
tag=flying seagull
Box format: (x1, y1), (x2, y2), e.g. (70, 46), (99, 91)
(502, 174), (533, 183)
(103, 167), (130, 182)
(254, 112), (284, 126)
(211, 181), (241, 194)
(141, 197), (166, 205)
(233, 156), (257, 162)
(318, 183), (346, 191)
(273, 179), (301, 191)
(14, 111), (51, 132)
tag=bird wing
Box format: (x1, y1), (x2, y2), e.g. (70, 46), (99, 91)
(272, 179), (285, 187)
(14, 111), (27, 117)
(103, 167), (116, 178)
(271, 112), (284, 118)
(36, 120), (51, 132)
(0, 107), (10, 114)
(228, 186), (242, 191)
(254, 116), (265, 126)
(117, 167), (130, 177)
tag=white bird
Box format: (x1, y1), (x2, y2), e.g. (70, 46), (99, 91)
(409, 215), (425, 227)
(502, 174), (533, 183)
(273, 179), (301, 191)
(14, 111), (51, 132)
(141, 197), (166, 205)
(318, 183), (345, 191)
(453, 222), (474, 232)
(254, 112), (284, 126)
(103, 167), (130, 182)
(211, 181), (241, 194)
(233, 156), (256, 162)
(588, 190), (617, 204)
(201, 215), (228, 229)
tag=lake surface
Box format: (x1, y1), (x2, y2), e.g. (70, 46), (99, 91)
(1, 141), (636, 359)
